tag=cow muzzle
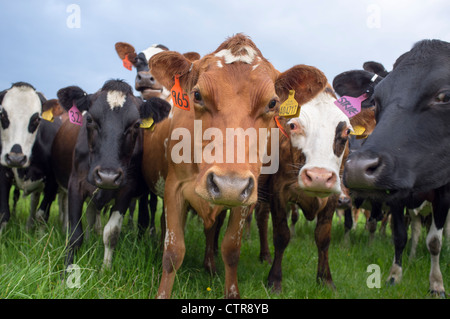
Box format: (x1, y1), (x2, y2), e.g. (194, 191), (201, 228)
(299, 167), (339, 197)
(93, 167), (124, 190)
(196, 169), (257, 207)
(5, 144), (28, 168)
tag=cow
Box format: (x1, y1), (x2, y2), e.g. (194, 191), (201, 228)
(147, 33), (354, 298)
(52, 79), (170, 270)
(115, 42), (201, 234)
(255, 75), (352, 292)
(343, 39), (450, 297)
(0, 82), (62, 235)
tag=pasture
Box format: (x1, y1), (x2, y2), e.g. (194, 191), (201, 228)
(1, 194), (448, 299)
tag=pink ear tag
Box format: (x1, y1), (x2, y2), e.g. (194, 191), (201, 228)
(334, 93), (368, 118)
(69, 103), (83, 126)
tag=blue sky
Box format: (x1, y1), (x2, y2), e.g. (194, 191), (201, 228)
(1, 0), (449, 98)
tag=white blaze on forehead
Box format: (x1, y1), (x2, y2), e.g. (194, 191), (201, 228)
(288, 91), (351, 193)
(141, 44), (165, 62)
(107, 90), (126, 109)
(215, 45), (258, 64)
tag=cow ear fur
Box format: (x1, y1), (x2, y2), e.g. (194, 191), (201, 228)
(275, 64), (328, 106)
(149, 51), (193, 91)
(115, 42), (138, 66)
(140, 97), (171, 124)
(57, 86), (90, 112)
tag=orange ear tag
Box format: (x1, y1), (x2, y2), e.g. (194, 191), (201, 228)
(122, 54), (132, 71)
(275, 116), (289, 139)
(171, 75), (190, 111)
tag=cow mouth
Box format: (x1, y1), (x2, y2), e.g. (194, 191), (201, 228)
(139, 87), (163, 94)
(302, 190), (335, 198)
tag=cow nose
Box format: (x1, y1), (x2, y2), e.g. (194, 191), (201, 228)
(136, 71), (156, 87)
(94, 167), (124, 189)
(300, 167), (337, 192)
(344, 154), (383, 188)
(206, 172), (255, 206)
(5, 153), (27, 168)
(338, 195), (351, 207)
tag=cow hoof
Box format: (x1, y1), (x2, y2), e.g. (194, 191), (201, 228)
(259, 253), (272, 264)
(387, 277), (396, 286)
(429, 290), (446, 299)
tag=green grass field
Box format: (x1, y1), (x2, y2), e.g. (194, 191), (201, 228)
(0, 194), (448, 299)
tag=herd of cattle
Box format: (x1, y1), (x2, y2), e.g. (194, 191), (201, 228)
(0, 34), (448, 299)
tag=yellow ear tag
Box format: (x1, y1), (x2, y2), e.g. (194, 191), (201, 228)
(350, 125), (366, 136)
(41, 109), (54, 122)
(279, 90), (300, 118)
(140, 117), (154, 129)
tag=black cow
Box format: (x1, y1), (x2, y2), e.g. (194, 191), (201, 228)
(0, 82), (62, 235)
(54, 79), (170, 269)
(343, 39), (450, 297)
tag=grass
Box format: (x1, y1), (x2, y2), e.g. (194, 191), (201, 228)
(0, 194), (448, 299)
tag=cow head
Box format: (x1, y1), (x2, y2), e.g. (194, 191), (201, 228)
(285, 80), (352, 198)
(0, 82), (47, 168)
(57, 79), (171, 189)
(115, 42), (201, 101)
(344, 39), (450, 199)
(150, 34), (337, 207)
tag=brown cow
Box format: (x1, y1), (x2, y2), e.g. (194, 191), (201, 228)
(255, 75), (352, 292)
(147, 33), (346, 299)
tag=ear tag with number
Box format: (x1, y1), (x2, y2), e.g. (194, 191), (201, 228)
(334, 93), (367, 118)
(69, 103), (83, 126)
(122, 54), (133, 71)
(279, 90), (300, 118)
(140, 117), (154, 129)
(171, 75), (190, 111)
(41, 109), (54, 122)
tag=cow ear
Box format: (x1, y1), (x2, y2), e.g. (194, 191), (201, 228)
(115, 42), (138, 66)
(140, 97), (171, 124)
(275, 64), (328, 105)
(37, 92), (47, 107)
(57, 86), (90, 112)
(0, 89), (6, 105)
(149, 51), (194, 91)
(363, 61), (389, 77)
(182, 51), (201, 62)
(332, 70), (384, 108)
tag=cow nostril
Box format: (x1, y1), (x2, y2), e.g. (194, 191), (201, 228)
(365, 157), (382, 176)
(207, 173), (220, 197)
(240, 177), (254, 200)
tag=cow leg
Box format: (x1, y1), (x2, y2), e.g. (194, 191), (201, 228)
(127, 199), (136, 230)
(267, 197), (290, 293)
(0, 167), (12, 236)
(315, 199), (336, 288)
(221, 206), (251, 299)
(59, 190), (69, 234)
(12, 186), (20, 216)
(26, 191), (40, 230)
(137, 194), (150, 237)
(85, 201), (101, 240)
(387, 203), (407, 285)
(102, 210), (124, 269)
(36, 178), (58, 231)
(65, 184), (85, 268)
(157, 180), (187, 299)
(214, 210), (227, 255)
(204, 214), (222, 275)
(148, 191), (158, 236)
(367, 201), (382, 243)
(290, 204), (299, 236)
(408, 209), (422, 261)
(255, 201), (272, 263)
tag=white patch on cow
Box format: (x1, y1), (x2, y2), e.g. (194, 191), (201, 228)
(214, 45), (257, 65)
(141, 45), (165, 62)
(216, 60), (223, 68)
(164, 230), (176, 250)
(0, 85), (42, 167)
(12, 168), (44, 195)
(102, 210), (124, 269)
(252, 64), (260, 71)
(426, 216), (445, 293)
(288, 91), (351, 195)
(106, 90), (126, 110)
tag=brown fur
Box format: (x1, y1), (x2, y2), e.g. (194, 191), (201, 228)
(114, 42), (138, 65)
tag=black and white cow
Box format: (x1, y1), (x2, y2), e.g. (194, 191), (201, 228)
(344, 39), (450, 297)
(0, 82), (61, 234)
(54, 79), (170, 269)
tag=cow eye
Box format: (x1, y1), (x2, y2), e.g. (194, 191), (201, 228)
(268, 99), (277, 109)
(86, 114), (93, 124)
(193, 90), (202, 103)
(436, 92), (450, 103)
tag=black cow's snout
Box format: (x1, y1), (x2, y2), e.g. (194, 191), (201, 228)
(5, 144), (27, 168)
(344, 153), (385, 189)
(136, 71), (156, 88)
(93, 167), (124, 189)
